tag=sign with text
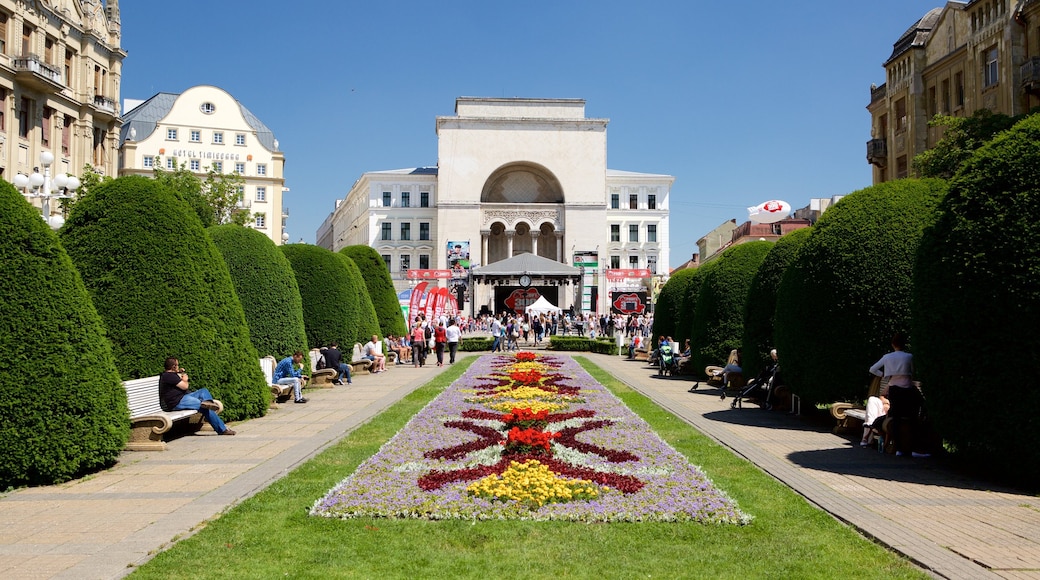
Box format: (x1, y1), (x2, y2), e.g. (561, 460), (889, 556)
(495, 287), (559, 316)
(610, 291), (649, 315)
(406, 269), (452, 280)
(605, 269), (651, 280)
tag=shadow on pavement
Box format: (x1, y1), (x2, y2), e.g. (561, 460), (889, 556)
(701, 408), (831, 432)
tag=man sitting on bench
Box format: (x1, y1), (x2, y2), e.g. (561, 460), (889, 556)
(159, 357), (235, 436)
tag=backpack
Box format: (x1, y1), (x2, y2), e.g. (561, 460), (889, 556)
(316, 353), (327, 370)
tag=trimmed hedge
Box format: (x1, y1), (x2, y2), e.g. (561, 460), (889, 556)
(340, 245), (407, 339)
(741, 228), (813, 379)
(336, 253), (381, 345)
(913, 114), (1040, 485)
(690, 241), (772, 374)
(209, 225), (308, 359)
(675, 261), (717, 351)
(60, 175), (269, 422)
(548, 336), (620, 355)
(651, 267), (698, 346)
(773, 179), (946, 406)
(0, 183), (129, 487)
(281, 245), (361, 349)
(460, 336), (494, 351)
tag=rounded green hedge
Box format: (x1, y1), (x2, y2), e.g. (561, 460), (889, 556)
(913, 114), (1040, 484)
(340, 245), (407, 339)
(741, 228), (813, 379)
(0, 183), (129, 487)
(690, 241), (772, 374)
(651, 267), (696, 343)
(208, 225), (308, 359)
(773, 179), (946, 406)
(60, 175), (269, 422)
(281, 244), (359, 348)
(675, 261), (717, 354)
(336, 253), (381, 345)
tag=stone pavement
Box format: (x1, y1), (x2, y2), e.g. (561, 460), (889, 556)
(0, 359), (453, 580)
(591, 353), (1040, 580)
(3, 351), (1039, 580)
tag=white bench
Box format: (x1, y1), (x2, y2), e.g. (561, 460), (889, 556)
(124, 375), (223, 451)
(350, 343), (375, 374)
(260, 356), (292, 401)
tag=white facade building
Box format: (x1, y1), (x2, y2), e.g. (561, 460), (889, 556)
(118, 85), (288, 244)
(318, 97), (672, 315)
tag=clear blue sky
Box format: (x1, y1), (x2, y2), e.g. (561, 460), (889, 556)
(118, 1), (941, 269)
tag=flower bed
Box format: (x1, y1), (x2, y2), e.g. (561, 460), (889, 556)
(311, 353), (749, 524)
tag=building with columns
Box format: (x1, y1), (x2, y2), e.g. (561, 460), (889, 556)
(0, 0), (124, 216)
(318, 97), (673, 316)
(117, 85), (288, 244)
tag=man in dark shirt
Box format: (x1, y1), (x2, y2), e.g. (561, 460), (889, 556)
(158, 357), (235, 436)
(324, 342), (352, 385)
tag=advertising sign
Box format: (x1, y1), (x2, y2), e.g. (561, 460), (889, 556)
(610, 291), (649, 315)
(406, 269), (452, 280)
(495, 287), (559, 315)
(447, 241), (471, 278)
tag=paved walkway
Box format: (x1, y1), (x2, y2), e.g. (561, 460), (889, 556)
(2, 351), (1038, 579)
(592, 354), (1040, 580)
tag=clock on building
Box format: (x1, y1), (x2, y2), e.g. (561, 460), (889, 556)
(519, 274), (532, 287)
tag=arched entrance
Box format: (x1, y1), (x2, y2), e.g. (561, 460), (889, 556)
(480, 162), (566, 264)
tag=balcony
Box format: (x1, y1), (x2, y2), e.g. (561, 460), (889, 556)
(869, 83), (887, 104)
(13, 54), (63, 93)
(866, 138), (888, 167)
(90, 95), (118, 119)
(1021, 57), (1040, 94)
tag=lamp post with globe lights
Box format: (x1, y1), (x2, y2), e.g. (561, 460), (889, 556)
(10, 151), (81, 230)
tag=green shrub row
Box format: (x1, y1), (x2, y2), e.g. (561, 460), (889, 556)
(340, 246), (408, 339)
(548, 336), (620, 355)
(460, 336), (494, 351)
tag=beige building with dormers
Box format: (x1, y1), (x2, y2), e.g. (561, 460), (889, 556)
(317, 97), (673, 315)
(0, 0), (123, 210)
(118, 85), (288, 244)
(867, 0), (1040, 182)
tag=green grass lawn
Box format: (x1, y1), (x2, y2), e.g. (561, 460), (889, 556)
(129, 356), (926, 579)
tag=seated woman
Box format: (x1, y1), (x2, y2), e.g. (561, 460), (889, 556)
(862, 392), (890, 447)
(705, 348), (742, 384)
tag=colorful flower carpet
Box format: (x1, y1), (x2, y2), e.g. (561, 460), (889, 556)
(311, 353), (749, 524)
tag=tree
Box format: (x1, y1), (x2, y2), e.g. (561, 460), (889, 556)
(675, 261), (717, 355)
(209, 225), (308, 358)
(340, 245), (407, 338)
(652, 267), (698, 344)
(0, 181), (129, 487)
(153, 161), (248, 228)
(773, 179), (946, 406)
(281, 244), (361, 348)
(912, 109), (1020, 179)
(60, 176), (269, 422)
(690, 241), (772, 374)
(912, 114), (1040, 485)
(741, 227), (812, 380)
(336, 252), (381, 345)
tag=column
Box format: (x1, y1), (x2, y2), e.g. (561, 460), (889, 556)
(555, 233), (564, 263)
(531, 234), (539, 257)
(481, 230), (490, 265)
(505, 231), (514, 258)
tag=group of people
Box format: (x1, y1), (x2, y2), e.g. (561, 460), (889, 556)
(866, 332), (930, 458)
(408, 314), (463, 368)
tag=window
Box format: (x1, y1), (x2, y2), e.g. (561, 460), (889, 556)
(629, 255), (639, 268)
(381, 254), (391, 270)
(190, 130), (201, 142)
(143, 156), (154, 168)
(610, 255), (620, 269)
(648, 194), (656, 210)
(45, 36), (54, 65)
(629, 224), (639, 242)
(236, 185), (244, 200)
(955, 72), (965, 107)
(895, 98), (907, 132)
(93, 127), (107, 166)
(213, 131), (224, 144)
(382, 192), (391, 207)
(235, 133), (246, 146)
(64, 49), (73, 88)
(62, 115), (71, 155)
(41, 107), (52, 146)
(419, 254), (430, 269)
(166, 128), (178, 140)
(629, 194), (638, 209)
(647, 256), (658, 275)
(983, 46), (999, 88)
(400, 222), (411, 241)
(255, 213), (266, 228)
(419, 222), (430, 240)
(610, 194), (619, 209)
(0, 13), (7, 55)
(190, 159), (200, 171)
(927, 85), (936, 117)
(420, 191), (430, 207)
(381, 223), (392, 241)
(200, 102), (215, 114)
(610, 224), (621, 242)
(400, 254), (410, 271)
(21, 24), (30, 57)
(18, 97), (30, 138)
(896, 155), (908, 179)
(941, 79), (951, 114)
(647, 224), (657, 243)
(234, 162), (245, 174)
(166, 157), (175, 169)
(401, 191), (410, 207)
(212, 161), (223, 173)
(256, 163), (266, 176)
(256, 186), (266, 202)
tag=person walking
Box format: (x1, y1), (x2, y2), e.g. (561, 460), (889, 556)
(446, 318), (461, 364)
(434, 321), (448, 367)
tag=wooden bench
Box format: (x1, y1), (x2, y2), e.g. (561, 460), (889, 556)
(350, 343), (375, 374)
(634, 348), (649, 361)
(260, 356), (292, 401)
(124, 375), (224, 451)
(830, 376), (885, 434)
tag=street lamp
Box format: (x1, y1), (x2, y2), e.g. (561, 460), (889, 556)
(10, 152), (80, 230)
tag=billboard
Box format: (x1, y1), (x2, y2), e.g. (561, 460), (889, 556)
(447, 240), (470, 278)
(610, 291), (649, 315)
(495, 287), (559, 315)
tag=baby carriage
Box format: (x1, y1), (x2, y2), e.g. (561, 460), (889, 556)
(727, 362), (780, 409)
(658, 344), (679, 376)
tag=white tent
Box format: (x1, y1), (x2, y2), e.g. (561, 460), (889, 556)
(525, 295), (562, 316)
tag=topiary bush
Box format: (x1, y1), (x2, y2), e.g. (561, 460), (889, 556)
(460, 336), (493, 351)
(336, 253), (381, 346)
(340, 245), (407, 339)
(674, 261), (718, 356)
(0, 183), (129, 488)
(741, 228), (813, 380)
(773, 179), (946, 406)
(912, 114), (1040, 485)
(60, 175), (269, 422)
(281, 244), (358, 349)
(690, 241), (772, 374)
(209, 225), (308, 359)
(651, 267), (696, 343)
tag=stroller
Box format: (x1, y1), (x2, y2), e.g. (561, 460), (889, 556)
(726, 362), (780, 409)
(658, 344), (679, 376)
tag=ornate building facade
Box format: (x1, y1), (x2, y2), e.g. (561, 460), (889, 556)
(318, 97), (673, 315)
(117, 85), (288, 244)
(0, 0), (123, 215)
(867, 0), (1040, 182)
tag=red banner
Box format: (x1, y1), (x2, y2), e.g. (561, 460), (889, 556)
(433, 287), (450, 320)
(605, 269), (652, 280)
(408, 282), (428, 324)
(407, 269), (452, 280)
